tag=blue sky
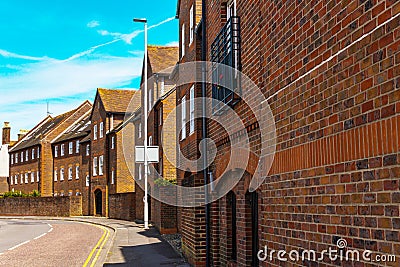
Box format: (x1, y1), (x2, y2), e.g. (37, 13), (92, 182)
(0, 0), (178, 139)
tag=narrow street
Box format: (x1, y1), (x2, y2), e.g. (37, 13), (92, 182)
(0, 219), (110, 267)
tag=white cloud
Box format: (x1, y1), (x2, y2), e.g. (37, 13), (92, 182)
(0, 49), (54, 61)
(87, 20), (100, 28)
(165, 41), (179, 47)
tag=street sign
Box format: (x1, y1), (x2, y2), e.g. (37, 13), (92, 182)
(135, 146), (159, 163)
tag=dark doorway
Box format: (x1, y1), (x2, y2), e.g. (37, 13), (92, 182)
(247, 191), (259, 266)
(94, 189), (102, 215)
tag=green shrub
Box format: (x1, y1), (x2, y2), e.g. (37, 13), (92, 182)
(154, 178), (177, 187)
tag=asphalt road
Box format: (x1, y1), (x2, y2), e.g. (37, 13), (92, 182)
(0, 219), (108, 267)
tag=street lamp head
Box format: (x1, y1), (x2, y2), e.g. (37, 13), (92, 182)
(133, 18), (147, 23)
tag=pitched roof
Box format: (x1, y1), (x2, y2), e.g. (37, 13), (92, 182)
(97, 88), (140, 114)
(10, 110), (76, 152)
(148, 46), (179, 74)
(52, 111), (91, 144)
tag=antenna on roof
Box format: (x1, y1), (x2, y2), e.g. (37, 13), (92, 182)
(47, 101), (53, 116)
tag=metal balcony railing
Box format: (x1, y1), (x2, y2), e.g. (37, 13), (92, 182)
(211, 16), (241, 115)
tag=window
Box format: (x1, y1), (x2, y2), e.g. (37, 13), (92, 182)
(85, 175), (90, 187)
(60, 168), (64, 181)
(11, 154), (13, 165)
(37, 148), (40, 158)
(148, 88), (153, 111)
(31, 172), (34, 183)
(138, 123), (142, 138)
(54, 169), (58, 181)
(190, 85), (195, 134)
(76, 140), (80, 153)
(160, 77), (165, 95)
(55, 146), (58, 157)
(32, 149), (35, 160)
(25, 173), (28, 184)
(100, 122), (104, 138)
(138, 165), (142, 181)
(86, 144), (90, 156)
(37, 171), (39, 182)
(111, 170), (115, 185)
(94, 124), (98, 140)
(15, 153), (18, 164)
(61, 144), (65, 156)
(190, 5), (194, 44)
(211, 10), (241, 114)
(181, 23), (185, 57)
(181, 96), (187, 140)
(14, 174), (17, 184)
(69, 142), (73, 154)
(99, 155), (104, 175)
(21, 152), (23, 163)
(25, 151), (28, 162)
(159, 107), (163, 126)
(10, 176), (13, 185)
(111, 136), (115, 149)
(93, 157), (98, 176)
(149, 136), (153, 146)
(20, 174), (23, 184)
(68, 167), (73, 180)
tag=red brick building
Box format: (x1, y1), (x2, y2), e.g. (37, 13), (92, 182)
(176, 0), (207, 265)
(52, 110), (91, 215)
(138, 45), (179, 233)
(176, 0), (400, 266)
(9, 101), (92, 196)
(89, 88), (140, 216)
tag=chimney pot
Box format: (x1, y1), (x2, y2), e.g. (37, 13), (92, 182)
(2, 122), (11, 145)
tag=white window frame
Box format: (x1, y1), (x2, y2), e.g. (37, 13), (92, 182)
(15, 153), (18, 164)
(36, 171), (39, 182)
(94, 124), (98, 140)
(31, 172), (34, 183)
(37, 148), (40, 158)
(138, 165), (142, 181)
(32, 149), (35, 160)
(75, 165), (79, 179)
(21, 174), (24, 184)
(55, 146), (58, 157)
(149, 136), (153, 146)
(25, 173), (28, 184)
(85, 175), (90, 187)
(189, 5), (194, 45)
(54, 169), (58, 181)
(181, 96), (187, 140)
(100, 122), (104, 138)
(159, 106), (163, 126)
(181, 23), (185, 57)
(111, 170), (115, 185)
(61, 144), (65, 156)
(69, 142), (73, 155)
(93, 157), (98, 176)
(10, 176), (13, 185)
(111, 136), (115, 149)
(25, 150), (28, 162)
(99, 155), (104, 176)
(21, 152), (23, 163)
(190, 85), (195, 134)
(14, 174), (17, 184)
(138, 123), (142, 138)
(86, 144), (90, 156)
(60, 168), (64, 181)
(148, 88), (153, 111)
(76, 140), (80, 153)
(68, 167), (73, 180)
(11, 154), (13, 165)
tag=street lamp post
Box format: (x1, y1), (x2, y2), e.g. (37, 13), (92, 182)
(133, 18), (149, 230)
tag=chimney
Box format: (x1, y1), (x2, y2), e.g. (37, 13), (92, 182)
(18, 129), (29, 141)
(2, 122), (10, 145)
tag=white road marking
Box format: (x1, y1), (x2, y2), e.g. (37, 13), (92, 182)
(48, 228), (53, 233)
(33, 233), (47, 240)
(8, 240), (30, 251)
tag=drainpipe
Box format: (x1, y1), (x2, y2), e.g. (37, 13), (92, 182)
(201, 0), (211, 266)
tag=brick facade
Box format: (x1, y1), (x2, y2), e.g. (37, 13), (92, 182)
(189, 0), (400, 266)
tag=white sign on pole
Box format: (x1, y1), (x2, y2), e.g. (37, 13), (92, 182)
(135, 146), (159, 163)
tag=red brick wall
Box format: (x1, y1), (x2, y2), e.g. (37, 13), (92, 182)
(202, 0), (400, 266)
(109, 192), (136, 221)
(0, 196), (82, 217)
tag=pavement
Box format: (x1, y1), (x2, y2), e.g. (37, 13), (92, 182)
(0, 216), (190, 267)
